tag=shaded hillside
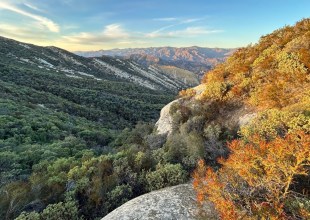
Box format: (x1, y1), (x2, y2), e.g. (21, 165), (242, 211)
(0, 37), (177, 129)
(0, 37), (196, 92)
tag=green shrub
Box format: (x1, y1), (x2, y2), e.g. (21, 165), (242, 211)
(145, 163), (187, 191)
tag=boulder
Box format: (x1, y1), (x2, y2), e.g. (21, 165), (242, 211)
(155, 100), (178, 135)
(102, 184), (217, 220)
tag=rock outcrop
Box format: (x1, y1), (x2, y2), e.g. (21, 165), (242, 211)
(102, 184), (217, 220)
(155, 100), (178, 135)
(155, 84), (207, 135)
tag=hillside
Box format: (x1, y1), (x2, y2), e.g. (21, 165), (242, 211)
(0, 37), (175, 219)
(165, 19), (310, 219)
(75, 47), (235, 78)
(0, 37), (178, 129)
(0, 37), (201, 220)
(0, 37), (198, 92)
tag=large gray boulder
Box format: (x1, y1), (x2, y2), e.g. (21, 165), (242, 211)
(102, 184), (217, 220)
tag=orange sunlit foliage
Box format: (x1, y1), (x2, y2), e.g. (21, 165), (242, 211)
(299, 47), (310, 69)
(198, 19), (310, 111)
(193, 160), (238, 220)
(193, 132), (310, 219)
(179, 88), (196, 98)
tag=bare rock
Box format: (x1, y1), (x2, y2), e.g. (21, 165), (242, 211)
(155, 100), (178, 135)
(101, 184), (217, 220)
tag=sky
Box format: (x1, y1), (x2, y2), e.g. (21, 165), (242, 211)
(0, 0), (309, 51)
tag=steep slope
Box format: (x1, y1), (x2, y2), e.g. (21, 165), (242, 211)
(100, 18), (310, 220)
(156, 65), (199, 86)
(0, 36), (196, 92)
(152, 19), (310, 219)
(155, 19), (310, 162)
(92, 56), (198, 90)
(75, 46), (235, 78)
(0, 36), (180, 129)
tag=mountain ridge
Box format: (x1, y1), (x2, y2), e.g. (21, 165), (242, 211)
(75, 46), (235, 78)
(0, 36), (199, 92)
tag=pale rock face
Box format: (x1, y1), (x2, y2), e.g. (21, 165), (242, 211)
(155, 100), (179, 135)
(155, 84), (207, 135)
(101, 184), (217, 220)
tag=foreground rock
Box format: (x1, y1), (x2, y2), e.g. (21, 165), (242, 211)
(102, 184), (217, 220)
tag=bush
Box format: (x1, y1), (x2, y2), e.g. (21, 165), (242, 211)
(146, 163), (187, 191)
(16, 200), (81, 220)
(240, 109), (310, 140)
(106, 184), (133, 210)
(193, 132), (310, 219)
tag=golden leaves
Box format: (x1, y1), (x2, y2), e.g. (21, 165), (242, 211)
(193, 132), (310, 219)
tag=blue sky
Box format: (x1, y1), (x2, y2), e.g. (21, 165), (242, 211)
(0, 0), (309, 51)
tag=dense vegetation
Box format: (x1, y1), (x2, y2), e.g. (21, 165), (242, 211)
(190, 19), (310, 219)
(0, 38), (186, 219)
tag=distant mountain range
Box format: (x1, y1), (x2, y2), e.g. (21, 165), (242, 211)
(75, 47), (236, 78)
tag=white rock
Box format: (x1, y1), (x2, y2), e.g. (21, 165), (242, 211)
(155, 100), (179, 135)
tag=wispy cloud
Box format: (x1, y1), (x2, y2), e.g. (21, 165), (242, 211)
(61, 18), (223, 50)
(169, 27), (223, 36)
(62, 0), (73, 6)
(147, 26), (223, 38)
(147, 17), (210, 38)
(0, 1), (59, 32)
(23, 2), (45, 13)
(153, 17), (177, 22)
(181, 18), (203, 24)
(148, 24), (176, 36)
(63, 24), (130, 44)
(153, 17), (203, 24)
